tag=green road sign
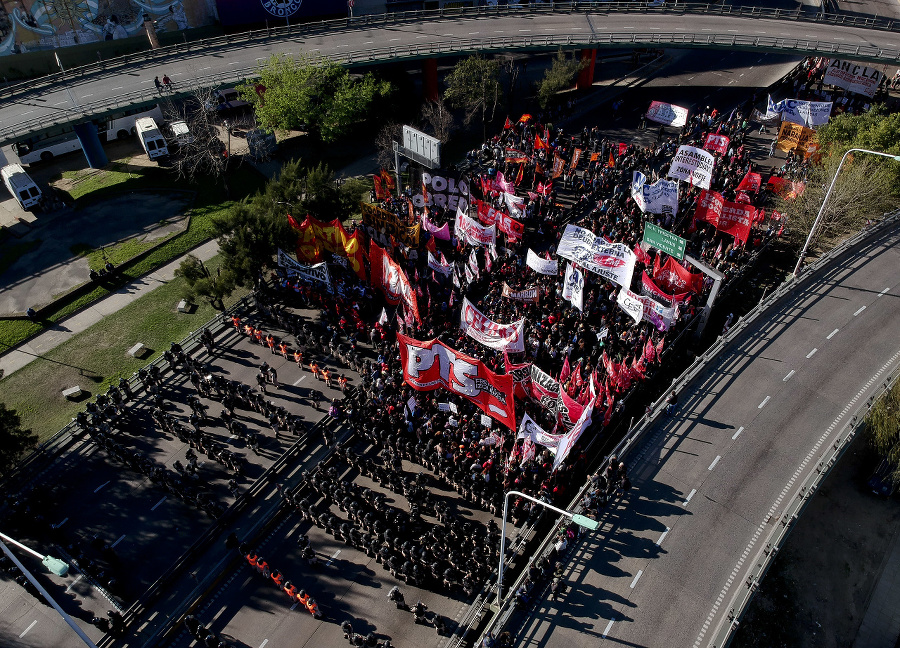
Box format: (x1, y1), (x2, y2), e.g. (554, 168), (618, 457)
(643, 221), (686, 260)
(571, 514), (600, 530)
(42, 555), (69, 577)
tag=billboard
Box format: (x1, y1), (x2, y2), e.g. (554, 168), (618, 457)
(216, 0), (343, 26)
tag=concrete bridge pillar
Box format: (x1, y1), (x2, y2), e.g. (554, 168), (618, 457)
(73, 122), (108, 169)
(423, 58), (439, 102)
(576, 48), (597, 90)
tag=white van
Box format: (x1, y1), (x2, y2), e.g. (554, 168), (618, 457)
(135, 118), (169, 161)
(168, 120), (193, 147)
(2, 164), (42, 210)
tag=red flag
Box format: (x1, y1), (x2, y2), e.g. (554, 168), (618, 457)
(381, 169), (396, 191)
(607, 152), (615, 168)
(633, 243), (652, 266)
(515, 163), (524, 186)
(643, 338), (656, 363)
(618, 142), (627, 156)
(373, 174), (385, 200)
(559, 355), (572, 384)
(656, 338), (665, 358)
(422, 180), (430, 216)
(504, 117), (513, 129)
(713, 240), (723, 259)
(535, 134), (547, 149)
(631, 356), (647, 379)
(603, 402), (615, 427)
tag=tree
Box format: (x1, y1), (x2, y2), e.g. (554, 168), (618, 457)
(536, 49), (586, 110)
(375, 122), (403, 172)
(444, 55), (503, 138)
(161, 89), (237, 195)
(780, 104), (900, 254)
(0, 403), (37, 480)
(174, 255), (233, 310)
(238, 54), (393, 143)
(420, 98), (454, 144)
(866, 379), (900, 485)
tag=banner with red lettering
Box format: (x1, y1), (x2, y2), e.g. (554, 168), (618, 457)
(455, 209), (497, 247)
(736, 172), (762, 193)
(460, 297), (525, 352)
(370, 242), (420, 323)
(504, 356), (532, 400)
(398, 334), (516, 429)
(654, 256), (704, 294)
(570, 148), (582, 170)
(530, 364), (561, 415)
(642, 271), (691, 305)
(718, 202), (755, 243)
(703, 133), (730, 155)
(473, 199), (525, 240)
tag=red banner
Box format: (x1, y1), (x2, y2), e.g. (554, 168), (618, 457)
(693, 190), (724, 228)
(370, 242), (420, 323)
(570, 148), (582, 170)
(642, 271), (691, 305)
(692, 190), (754, 242)
(504, 356), (532, 400)
(473, 198), (525, 240)
(558, 388), (585, 429)
(654, 255), (704, 294)
(703, 133), (730, 155)
(552, 154), (566, 179)
(398, 334), (516, 429)
(736, 172), (762, 193)
(618, 142), (627, 156)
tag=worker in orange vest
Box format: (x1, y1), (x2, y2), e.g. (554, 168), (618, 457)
(338, 374), (348, 392)
(297, 589), (310, 607)
(279, 341), (289, 358)
(309, 361), (320, 379)
(283, 580), (298, 600)
(231, 315), (241, 330)
(322, 367), (332, 388)
(247, 551), (258, 568)
(243, 323), (253, 337)
(266, 334), (276, 353)
(254, 328), (264, 345)
(294, 349), (304, 367)
(305, 596), (322, 619)
(271, 569), (284, 588)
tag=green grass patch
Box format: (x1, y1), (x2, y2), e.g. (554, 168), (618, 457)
(0, 162), (265, 349)
(0, 254), (248, 443)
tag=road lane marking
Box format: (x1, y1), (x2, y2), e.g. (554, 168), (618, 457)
(199, 66), (211, 70)
(151, 496), (167, 511)
(758, 396), (771, 409)
(53, 517), (68, 529)
(827, 328), (839, 339)
(656, 527), (670, 545)
(630, 570), (643, 588)
(389, 38), (400, 41)
(326, 549), (341, 565)
(854, 306), (866, 316)
(111, 86), (123, 90)
(229, 61), (241, 65)
(783, 370), (795, 382)
(94, 480), (110, 493)
(259, 640), (268, 648)
(66, 574), (83, 592)
(468, 31), (479, 34)
(878, 288), (889, 297)
(519, 29), (531, 31)
(19, 620), (37, 638)
(602, 618), (615, 637)
(683, 489), (696, 507)
(807, 348), (818, 358)
(708, 456), (721, 471)
(732, 426), (744, 440)
(293, 376), (306, 385)
(111, 534), (126, 548)
(81, 94), (92, 98)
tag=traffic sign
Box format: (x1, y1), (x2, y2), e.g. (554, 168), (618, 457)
(643, 221), (686, 260)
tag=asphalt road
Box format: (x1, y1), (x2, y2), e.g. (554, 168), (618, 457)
(510, 225), (900, 647)
(3, 9), (900, 144)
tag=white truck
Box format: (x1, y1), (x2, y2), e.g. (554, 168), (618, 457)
(135, 117), (169, 161)
(2, 164), (42, 210)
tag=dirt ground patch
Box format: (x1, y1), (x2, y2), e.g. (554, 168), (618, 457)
(732, 432), (900, 648)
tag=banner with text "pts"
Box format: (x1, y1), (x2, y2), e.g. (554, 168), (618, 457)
(398, 333), (516, 430)
(703, 133), (730, 155)
(824, 59), (883, 98)
(667, 145), (715, 190)
(646, 101), (689, 127)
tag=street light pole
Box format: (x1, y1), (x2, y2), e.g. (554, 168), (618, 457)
(496, 490), (599, 608)
(792, 147), (900, 277)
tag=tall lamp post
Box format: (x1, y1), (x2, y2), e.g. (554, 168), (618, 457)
(792, 147), (900, 277)
(496, 490), (599, 608)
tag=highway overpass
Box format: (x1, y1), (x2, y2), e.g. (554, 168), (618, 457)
(2, 3), (900, 146)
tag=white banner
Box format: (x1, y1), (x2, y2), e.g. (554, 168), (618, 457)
(455, 208), (496, 247)
(460, 297), (525, 352)
(637, 293), (677, 331)
(562, 263), (585, 312)
(503, 192), (525, 219)
(428, 251), (453, 276)
(556, 224), (637, 289)
(526, 249), (558, 275)
(646, 100), (688, 127)
(617, 288), (644, 324)
(667, 145), (715, 190)
(277, 249), (332, 291)
(631, 172), (679, 216)
(774, 98), (833, 127)
(517, 412), (563, 452)
(553, 397), (595, 472)
(824, 59), (883, 98)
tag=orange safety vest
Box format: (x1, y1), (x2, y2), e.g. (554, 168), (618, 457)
(323, 370), (330, 382)
(284, 583), (297, 598)
(255, 330), (263, 342)
(294, 351), (302, 364)
(247, 553), (258, 567)
(310, 363), (318, 375)
(279, 343), (288, 355)
(297, 591), (310, 606)
(267, 336), (275, 348)
(272, 572), (284, 587)
(305, 598), (319, 615)
(232, 316), (241, 328)
(244, 324), (253, 336)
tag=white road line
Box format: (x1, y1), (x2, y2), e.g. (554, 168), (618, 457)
(54, 517), (69, 529)
(519, 29), (531, 31)
(21, 110), (33, 115)
(468, 31), (479, 34)
(878, 288), (889, 297)
(199, 66), (211, 70)
(293, 376), (306, 385)
(229, 61), (241, 65)
(389, 37), (400, 41)
(854, 306), (866, 316)
(81, 94), (92, 98)
(806, 348), (818, 358)
(259, 640), (268, 648)
(65, 574), (83, 592)
(783, 370), (795, 382)
(111, 86), (123, 90)
(827, 328), (839, 340)
(19, 620), (37, 638)
(732, 426), (744, 441)
(602, 618), (615, 638)
(151, 496), (167, 511)
(326, 549), (341, 565)
(656, 527), (670, 545)
(54, 101), (67, 105)
(111, 534), (126, 549)
(758, 396), (771, 409)
(630, 570), (643, 588)
(94, 480), (110, 493)
(683, 489), (696, 507)
(708, 456), (721, 471)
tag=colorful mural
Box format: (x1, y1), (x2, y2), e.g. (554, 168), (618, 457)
(0, 0), (217, 56)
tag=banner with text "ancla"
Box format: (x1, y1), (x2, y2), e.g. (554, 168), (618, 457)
(398, 333), (516, 430)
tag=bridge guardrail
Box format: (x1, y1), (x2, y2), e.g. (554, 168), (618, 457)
(3, 28), (899, 144)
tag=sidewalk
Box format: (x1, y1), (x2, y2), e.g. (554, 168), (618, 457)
(0, 239), (219, 379)
(853, 527), (900, 648)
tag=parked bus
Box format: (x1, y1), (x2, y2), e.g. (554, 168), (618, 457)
(2, 164), (42, 210)
(99, 104), (165, 142)
(135, 118), (169, 161)
(12, 130), (83, 164)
